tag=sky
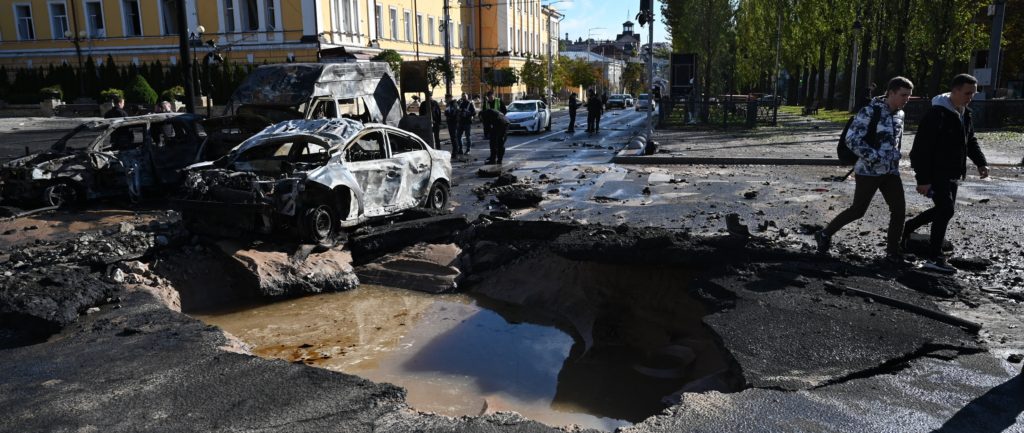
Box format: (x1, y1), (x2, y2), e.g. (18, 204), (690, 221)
(551, 0), (670, 45)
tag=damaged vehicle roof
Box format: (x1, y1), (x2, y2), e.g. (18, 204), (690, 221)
(1, 113), (206, 207)
(177, 118), (452, 245)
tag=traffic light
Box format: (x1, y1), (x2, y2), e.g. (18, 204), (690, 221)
(637, 0), (652, 26)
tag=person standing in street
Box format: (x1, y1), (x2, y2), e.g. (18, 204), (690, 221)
(567, 93), (580, 134)
(481, 91), (506, 140)
(597, 92), (609, 131)
(456, 94), (476, 155)
(815, 76), (915, 263)
(586, 90), (603, 133)
(481, 108), (509, 165)
(105, 95), (128, 118)
(419, 91), (442, 146)
(444, 94), (460, 154)
(903, 74), (989, 273)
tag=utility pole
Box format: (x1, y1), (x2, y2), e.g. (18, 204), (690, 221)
(645, 11), (654, 141)
(771, 6), (781, 125)
(177, 0), (195, 114)
(443, 0), (453, 96)
(986, 0), (1006, 97)
(847, 17), (862, 112)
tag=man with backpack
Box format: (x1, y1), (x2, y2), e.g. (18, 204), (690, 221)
(815, 76), (914, 263)
(903, 74), (989, 273)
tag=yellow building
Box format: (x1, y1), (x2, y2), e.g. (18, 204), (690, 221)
(0, 0), (561, 101)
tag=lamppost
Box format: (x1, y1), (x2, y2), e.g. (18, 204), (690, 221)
(847, 17), (862, 112)
(189, 25), (205, 111)
(64, 29), (88, 99)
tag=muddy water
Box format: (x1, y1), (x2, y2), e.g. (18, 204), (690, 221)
(194, 285), (680, 431)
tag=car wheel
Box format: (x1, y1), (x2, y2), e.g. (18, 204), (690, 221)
(425, 181), (450, 211)
(42, 182), (78, 208)
(300, 203), (338, 247)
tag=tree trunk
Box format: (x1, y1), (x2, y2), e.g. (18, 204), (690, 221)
(857, 26), (872, 102)
(826, 44), (840, 110)
(892, 0), (912, 76)
(816, 41), (827, 102)
(788, 65), (801, 103)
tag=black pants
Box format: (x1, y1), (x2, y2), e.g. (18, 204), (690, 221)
(568, 110), (577, 132)
(824, 173), (906, 254)
(488, 132), (507, 163)
(595, 111), (602, 130)
(904, 179), (958, 258)
(446, 120), (458, 152)
(586, 111), (596, 132)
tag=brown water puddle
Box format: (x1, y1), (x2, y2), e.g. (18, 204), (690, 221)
(193, 285), (686, 431)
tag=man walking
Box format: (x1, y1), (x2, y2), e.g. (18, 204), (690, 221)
(456, 94), (476, 155)
(481, 108), (509, 165)
(815, 77), (914, 262)
(443, 94), (460, 154)
(567, 93), (580, 134)
(904, 74), (989, 273)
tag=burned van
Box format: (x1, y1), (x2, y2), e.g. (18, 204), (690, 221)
(199, 63), (405, 161)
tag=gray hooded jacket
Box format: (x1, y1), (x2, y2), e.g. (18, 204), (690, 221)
(845, 96), (905, 176)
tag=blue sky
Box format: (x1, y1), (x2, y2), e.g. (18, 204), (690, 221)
(552, 0), (670, 44)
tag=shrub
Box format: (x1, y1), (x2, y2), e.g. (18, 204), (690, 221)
(100, 88), (125, 102)
(159, 85), (185, 102)
(124, 75), (158, 105)
(39, 85), (63, 101)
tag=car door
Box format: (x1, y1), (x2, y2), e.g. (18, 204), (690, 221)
(539, 102), (549, 128)
(148, 117), (202, 184)
(386, 130), (432, 208)
(342, 130), (403, 217)
(92, 123), (149, 198)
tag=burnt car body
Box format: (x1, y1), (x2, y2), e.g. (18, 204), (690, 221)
(176, 118), (452, 244)
(198, 62), (406, 161)
(0, 113), (206, 206)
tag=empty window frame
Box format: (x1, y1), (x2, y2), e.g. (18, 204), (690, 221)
(50, 2), (69, 39)
(84, 1), (105, 37)
(15, 4), (35, 40)
(389, 7), (398, 39)
(122, 0), (142, 36)
(160, 0), (179, 35)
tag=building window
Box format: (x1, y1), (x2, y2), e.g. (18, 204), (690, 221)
(223, 0), (235, 32)
(466, 24), (472, 49)
(265, 0), (276, 31)
(416, 14), (423, 43)
(15, 4), (34, 40)
(375, 3), (383, 38)
(50, 2), (70, 40)
(403, 10), (411, 42)
(340, 0), (357, 35)
(428, 16), (434, 45)
(85, 1), (105, 38)
(389, 8), (397, 39)
(160, 0), (179, 35)
(241, 0), (259, 31)
(122, 0), (142, 36)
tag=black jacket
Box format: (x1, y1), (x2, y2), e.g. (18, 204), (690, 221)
(105, 106), (128, 118)
(910, 102), (987, 185)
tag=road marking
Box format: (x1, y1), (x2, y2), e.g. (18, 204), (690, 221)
(507, 111), (646, 150)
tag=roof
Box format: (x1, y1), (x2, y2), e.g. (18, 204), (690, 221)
(560, 51), (623, 64)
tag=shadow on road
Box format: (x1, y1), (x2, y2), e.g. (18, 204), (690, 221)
(931, 372), (1024, 433)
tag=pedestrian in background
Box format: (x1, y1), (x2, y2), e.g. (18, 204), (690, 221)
(443, 94), (459, 153)
(567, 93), (580, 134)
(419, 91), (442, 146)
(456, 94), (476, 155)
(105, 95), (128, 118)
(904, 74), (989, 274)
(481, 108), (509, 165)
(815, 76), (914, 263)
(586, 90), (603, 133)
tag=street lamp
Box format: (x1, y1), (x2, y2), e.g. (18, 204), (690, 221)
(64, 29), (88, 99)
(189, 25), (205, 111)
(847, 17), (862, 112)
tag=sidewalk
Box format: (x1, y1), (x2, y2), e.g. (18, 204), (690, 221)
(615, 111), (1024, 166)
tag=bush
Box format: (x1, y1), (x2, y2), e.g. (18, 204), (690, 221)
(100, 88), (124, 102)
(39, 85), (63, 101)
(159, 85), (185, 102)
(124, 75), (158, 105)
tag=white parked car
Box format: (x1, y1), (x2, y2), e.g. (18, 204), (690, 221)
(505, 100), (552, 134)
(635, 93), (657, 112)
(177, 118), (452, 245)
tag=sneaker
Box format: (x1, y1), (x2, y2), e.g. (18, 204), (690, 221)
(883, 252), (910, 267)
(922, 257), (957, 274)
(814, 230), (831, 254)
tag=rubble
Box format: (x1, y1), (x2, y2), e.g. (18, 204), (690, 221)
(355, 243), (461, 293)
(214, 241), (359, 297)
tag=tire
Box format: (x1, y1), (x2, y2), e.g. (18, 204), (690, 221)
(424, 181), (450, 211)
(42, 182), (78, 208)
(299, 203), (338, 247)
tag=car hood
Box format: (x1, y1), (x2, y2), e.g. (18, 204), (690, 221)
(3, 150), (77, 171)
(505, 111), (539, 120)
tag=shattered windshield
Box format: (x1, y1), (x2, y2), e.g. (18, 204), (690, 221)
(508, 102), (538, 112)
(52, 125), (106, 152)
(232, 137), (331, 173)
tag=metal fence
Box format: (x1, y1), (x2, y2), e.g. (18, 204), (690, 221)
(658, 98), (778, 129)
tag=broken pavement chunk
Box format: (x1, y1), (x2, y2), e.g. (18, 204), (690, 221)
(497, 188), (544, 209)
(214, 241), (359, 297)
(355, 243), (461, 293)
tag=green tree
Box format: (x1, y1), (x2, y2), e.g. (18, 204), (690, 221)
(662, 0), (735, 99)
(620, 62), (646, 95)
(519, 54), (547, 96)
(125, 74), (158, 105)
(371, 49), (404, 76)
(425, 56), (454, 93)
(484, 67), (519, 87)
(566, 57), (599, 90)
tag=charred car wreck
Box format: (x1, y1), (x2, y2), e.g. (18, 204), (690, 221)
(177, 118), (452, 244)
(0, 113), (206, 207)
(199, 62), (406, 161)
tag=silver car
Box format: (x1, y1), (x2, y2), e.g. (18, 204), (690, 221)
(505, 100), (552, 133)
(177, 118), (452, 245)
(635, 93), (657, 112)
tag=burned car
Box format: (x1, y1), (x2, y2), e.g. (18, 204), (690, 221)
(176, 118), (452, 244)
(0, 113), (206, 207)
(199, 62), (406, 161)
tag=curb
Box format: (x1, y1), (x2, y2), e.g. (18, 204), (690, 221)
(612, 153), (846, 166)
